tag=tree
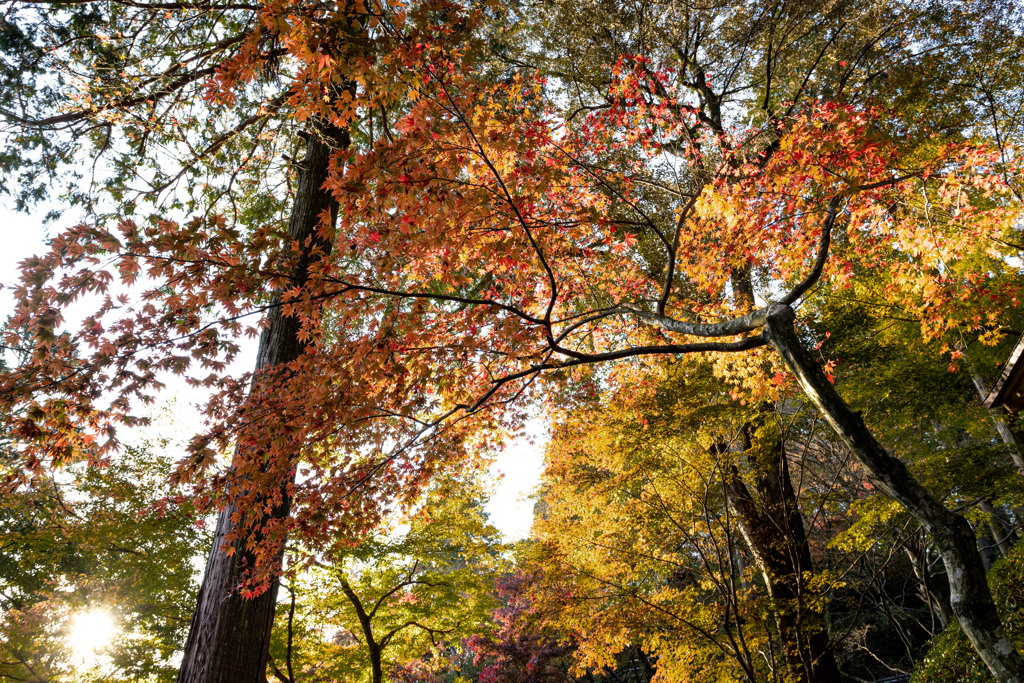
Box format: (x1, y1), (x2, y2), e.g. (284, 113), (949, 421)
(532, 363), (842, 682)
(174, 118), (351, 683)
(1, 0), (484, 679)
(465, 570), (582, 683)
(0, 440), (209, 683)
(264, 473), (504, 683)
(4, 0), (1024, 679)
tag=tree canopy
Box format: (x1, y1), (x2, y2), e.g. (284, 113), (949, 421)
(2, 0), (1024, 679)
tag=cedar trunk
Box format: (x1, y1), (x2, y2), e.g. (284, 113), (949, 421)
(765, 303), (1024, 683)
(721, 419), (840, 683)
(176, 123), (349, 683)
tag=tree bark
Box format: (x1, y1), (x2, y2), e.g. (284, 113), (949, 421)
(720, 420), (840, 683)
(765, 302), (1024, 683)
(176, 122), (349, 683)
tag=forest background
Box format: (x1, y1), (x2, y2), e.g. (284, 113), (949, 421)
(2, 0), (1024, 681)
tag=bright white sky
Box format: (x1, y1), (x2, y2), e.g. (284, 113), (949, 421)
(0, 207), (545, 540)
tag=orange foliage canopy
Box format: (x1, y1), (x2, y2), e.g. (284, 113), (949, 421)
(2, 0), (1020, 571)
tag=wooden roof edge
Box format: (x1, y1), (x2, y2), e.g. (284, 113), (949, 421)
(982, 333), (1024, 408)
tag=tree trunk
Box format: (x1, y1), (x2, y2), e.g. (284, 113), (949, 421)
(904, 533), (952, 631)
(369, 644), (383, 683)
(720, 420), (840, 683)
(177, 123), (349, 683)
(977, 524), (1000, 572)
(723, 268), (839, 682)
(765, 302), (1024, 683)
(980, 499), (1018, 556)
(340, 578), (384, 683)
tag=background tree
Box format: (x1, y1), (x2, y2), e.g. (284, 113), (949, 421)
(0, 439), (209, 683)
(264, 473), (504, 683)
(532, 364), (840, 682)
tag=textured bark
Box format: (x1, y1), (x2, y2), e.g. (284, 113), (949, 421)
(765, 303), (1024, 683)
(176, 123), (350, 683)
(720, 420), (840, 683)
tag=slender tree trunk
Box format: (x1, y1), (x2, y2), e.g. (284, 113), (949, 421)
(765, 302), (1024, 683)
(721, 421), (840, 683)
(177, 123), (349, 683)
(635, 647), (655, 682)
(905, 534), (952, 631)
(340, 578), (384, 683)
(968, 364), (1024, 474)
(977, 524), (1000, 572)
(980, 499), (1018, 556)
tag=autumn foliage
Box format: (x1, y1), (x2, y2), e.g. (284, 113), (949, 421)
(3, 0), (1024, 678)
(5, 0), (1022, 575)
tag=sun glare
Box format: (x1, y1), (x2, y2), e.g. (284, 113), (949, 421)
(67, 610), (115, 658)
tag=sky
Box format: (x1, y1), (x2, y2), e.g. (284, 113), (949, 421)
(0, 207), (545, 540)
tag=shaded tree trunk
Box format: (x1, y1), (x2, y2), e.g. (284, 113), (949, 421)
(904, 533), (952, 631)
(977, 524), (1000, 572)
(340, 578), (385, 683)
(765, 302), (1024, 683)
(176, 123), (349, 683)
(723, 268), (839, 683)
(721, 420), (840, 683)
(980, 498), (1018, 557)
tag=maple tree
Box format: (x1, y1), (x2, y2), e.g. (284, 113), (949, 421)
(3, 0), (1024, 680)
(1, 0), (490, 678)
(463, 570), (581, 683)
(532, 365), (842, 682)
(0, 438), (208, 683)
(264, 473), (504, 683)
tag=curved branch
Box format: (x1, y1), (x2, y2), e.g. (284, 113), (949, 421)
(778, 196), (842, 305)
(625, 195), (844, 336)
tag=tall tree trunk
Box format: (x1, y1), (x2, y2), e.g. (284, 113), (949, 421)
(721, 419), (840, 683)
(765, 302), (1024, 683)
(722, 268), (839, 682)
(177, 122), (349, 683)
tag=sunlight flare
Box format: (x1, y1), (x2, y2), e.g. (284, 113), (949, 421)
(67, 610), (115, 658)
